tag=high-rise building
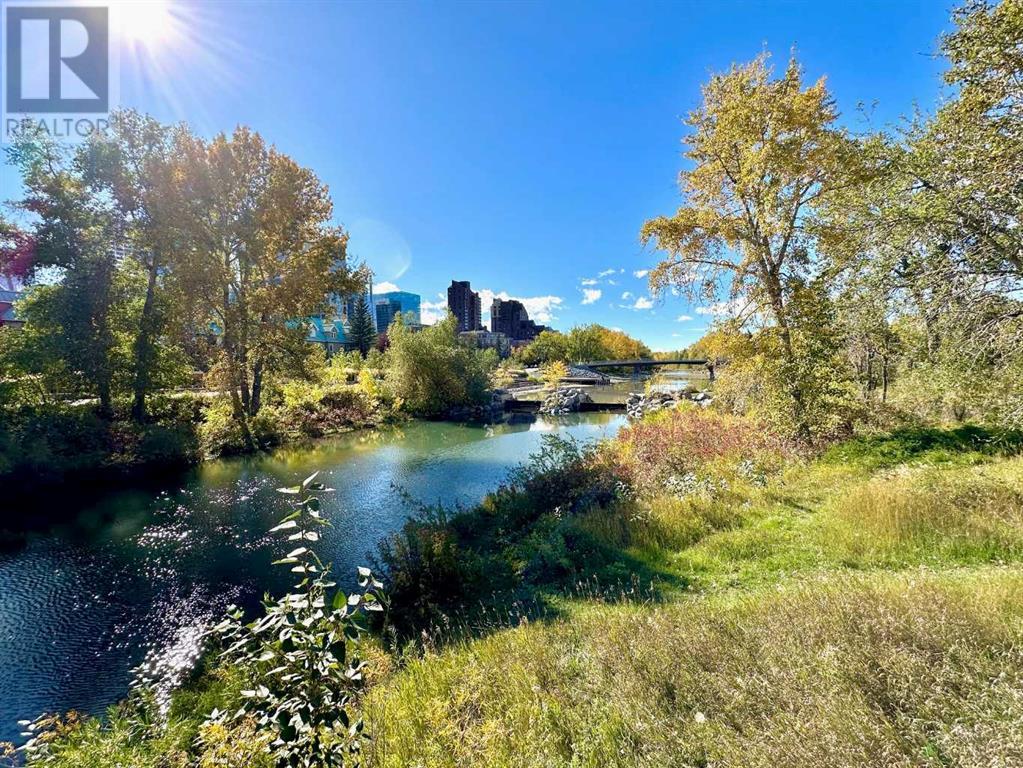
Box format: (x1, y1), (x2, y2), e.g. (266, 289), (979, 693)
(491, 297), (547, 341)
(375, 291), (422, 327)
(374, 298), (402, 331)
(447, 280), (481, 332)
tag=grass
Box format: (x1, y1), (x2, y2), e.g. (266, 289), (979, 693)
(13, 420), (1023, 766)
(365, 570), (1023, 768)
(359, 423), (1023, 767)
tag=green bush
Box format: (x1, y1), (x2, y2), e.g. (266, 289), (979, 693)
(0, 402), (200, 501)
(384, 316), (493, 417)
(374, 436), (631, 640)
(197, 398), (282, 458)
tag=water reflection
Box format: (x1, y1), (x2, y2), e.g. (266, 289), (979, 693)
(0, 413), (623, 744)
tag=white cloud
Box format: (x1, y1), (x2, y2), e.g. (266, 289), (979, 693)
(631, 296), (654, 310)
(373, 281), (401, 294)
(420, 294), (450, 325)
(633, 269), (649, 279)
(580, 278), (599, 286)
(676, 314), (693, 322)
(606, 279), (618, 286)
(478, 289), (564, 324)
(581, 288), (602, 305)
(597, 268), (618, 278)
(621, 291), (634, 300)
(696, 298), (751, 318)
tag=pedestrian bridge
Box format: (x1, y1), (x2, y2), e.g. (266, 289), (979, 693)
(576, 358), (714, 378)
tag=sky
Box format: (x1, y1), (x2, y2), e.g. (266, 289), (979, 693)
(0, 0), (954, 351)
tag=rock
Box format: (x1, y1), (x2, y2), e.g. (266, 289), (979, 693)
(625, 388), (714, 419)
(539, 386), (593, 415)
(446, 391), (510, 422)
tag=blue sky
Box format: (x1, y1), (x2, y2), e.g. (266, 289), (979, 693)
(2, 0), (952, 350)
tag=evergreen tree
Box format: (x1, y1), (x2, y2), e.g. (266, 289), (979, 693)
(348, 294), (376, 357)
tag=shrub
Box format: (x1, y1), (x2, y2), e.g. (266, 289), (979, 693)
(539, 360), (568, 389)
(197, 398), (283, 458)
(0, 402), (200, 500)
(384, 316), (494, 417)
(615, 407), (797, 492)
(375, 436), (631, 640)
(274, 384), (376, 441)
(210, 473), (385, 768)
(373, 507), (481, 639)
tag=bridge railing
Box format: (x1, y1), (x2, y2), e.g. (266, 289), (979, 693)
(576, 358), (709, 368)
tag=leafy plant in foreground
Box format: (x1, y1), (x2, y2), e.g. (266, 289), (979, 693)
(208, 472), (385, 768)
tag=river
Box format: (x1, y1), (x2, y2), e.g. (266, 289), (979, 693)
(0, 412), (625, 746)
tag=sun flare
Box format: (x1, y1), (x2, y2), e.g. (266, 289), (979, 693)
(113, 0), (177, 48)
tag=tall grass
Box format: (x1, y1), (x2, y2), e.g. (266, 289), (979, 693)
(365, 570), (1023, 768)
(614, 406), (798, 492)
(827, 463), (1023, 562)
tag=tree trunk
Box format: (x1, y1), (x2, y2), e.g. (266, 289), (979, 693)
(881, 355), (889, 403)
(97, 378), (112, 418)
(222, 287), (254, 450)
(250, 359), (263, 416)
(763, 267), (807, 435)
(131, 259), (159, 421)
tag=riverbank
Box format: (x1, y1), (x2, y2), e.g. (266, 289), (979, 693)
(0, 369), (696, 532)
(0, 387), (394, 532)
(11, 411), (1023, 766)
(362, 422), (1023, 767)
(0, 413), (627, 748)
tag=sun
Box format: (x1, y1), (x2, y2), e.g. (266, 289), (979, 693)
(113, 0), (178, 48)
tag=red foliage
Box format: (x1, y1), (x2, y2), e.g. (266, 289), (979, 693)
(0, 225), (36, 279)
(616, 408), (796, 486)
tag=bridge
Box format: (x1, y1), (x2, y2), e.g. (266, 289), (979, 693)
(576, 358), (714, 379)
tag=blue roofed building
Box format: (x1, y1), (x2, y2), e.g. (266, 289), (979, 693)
(304, 315), (349, 356)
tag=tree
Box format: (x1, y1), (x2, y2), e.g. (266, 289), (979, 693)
(513, 330), (571, 366)
(539, 360), (568, 390)
(513, 325), (651, 366)
(597, 327), (652, 360)
(565, 325), (609, 362)
(171, 127), (357, 441)
(924, 0), (1023, 282)
(82, 110), (187, 421)
(385, 314), (494, 416)
(6, 133), (130, 415)
(641, 52), (867, 436)
(347, 292), (376, 357)
(816, 1), (1023, 425)
(0, 216), (34, 286)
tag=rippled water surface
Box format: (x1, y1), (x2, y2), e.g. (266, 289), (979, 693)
(0, 413), (624, 745)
